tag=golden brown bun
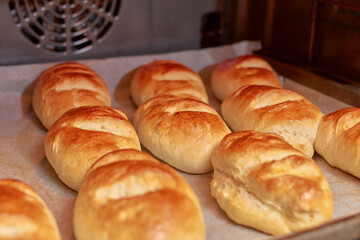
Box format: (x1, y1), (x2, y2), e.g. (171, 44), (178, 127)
(32, 62), (111, 129)
(315, 108), (360, 178)
(0, 179), (61, 240)
(211, 131), (333, 235)
(133, 95), (231, 173)
(73, 149), (205, 240)
(130, 60), (208, 106)
(44, 105), (141, 191)
(211, 55), (282, 101)
(221, 85), (323, 157)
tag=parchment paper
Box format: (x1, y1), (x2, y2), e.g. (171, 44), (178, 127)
(0, 41), (358, 240)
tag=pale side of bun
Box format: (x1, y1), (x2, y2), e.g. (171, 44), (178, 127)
(130, 60), (208, 106)
(211, 131), (333, 235)
(211, 55), (282, 101)
(74, 149), (205, 240)
(44, 106), (141, 191)
(32, 62), (111, 129)
(315, 108), (360, 178)
(221, 85), (323, 157)
(133, 95), (231, 173)
(0, 179), (61, 240)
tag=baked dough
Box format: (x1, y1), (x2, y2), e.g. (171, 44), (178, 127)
(32, 62), (111, 129)
(131, 60), (208, 106)
(44, 105), (141, 191)
(221, 85), (323, 157)
(73, 149), (205, 240)
(133, 95), (231, 173)
(211, 131), (334, 235)
(211, 55), (281, 101)
(0, 179), (61, 240)
(315, 107), (360, 178)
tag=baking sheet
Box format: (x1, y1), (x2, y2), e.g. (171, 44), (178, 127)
(0, 41), (359, 240)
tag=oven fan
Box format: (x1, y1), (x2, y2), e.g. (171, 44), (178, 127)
(8, 0), (121, 54)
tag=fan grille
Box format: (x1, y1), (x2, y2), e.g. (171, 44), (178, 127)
(9, 0), (121, 54)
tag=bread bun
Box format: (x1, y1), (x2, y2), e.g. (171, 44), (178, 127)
(211, 131), (333, 235)
(221, 85), (323, 157)
(73, 149), (205, 240)
(0, 179), (61, 240)
(44, 105), (141, 191)
(131, 60), (208, 106)
(315, 107), (360, 178)
(32, 62), (111, 129)
(133, 95), (231, 173)
(211, 55), (281, 101)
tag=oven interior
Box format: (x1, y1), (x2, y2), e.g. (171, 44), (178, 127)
(1, 0), (359, 105)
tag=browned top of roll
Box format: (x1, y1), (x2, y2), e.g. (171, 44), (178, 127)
(131, 60), (208, 106)
(0, 179), (61, 240)
(44, 105), (141, 191)
(315, 107), (360, 178)
(318, 108), (360, 148)
(74, 149), (205, 240)
(211, 55), (282, 101)
(211, 131), (333, 234)
(224, 85), (317, 122)
(221, 85), (323, 157)
(88, 149), (159, 174)
(133, 95), (230, 173)
(320, 107), (360, 134)
(32, 62), (111, 129)
(214, 131), (332, 210)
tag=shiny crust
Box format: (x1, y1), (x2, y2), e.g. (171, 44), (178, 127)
(133, 95), (231, 173)
(315, 108), (360, 178)
(88, 149), (158, 174)
(74, 149), (205, 240)
(0, 179), (61, 240)
(221, 85), (323, 157)
(44, 106), (141, 191)
(211, 131), (333, 235)
(211, 55), (282, 101)
(130, 60), (208, 106)
(32, 62), (111, 129)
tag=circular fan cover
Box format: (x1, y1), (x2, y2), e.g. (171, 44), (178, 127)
(8, 0), (121, 54)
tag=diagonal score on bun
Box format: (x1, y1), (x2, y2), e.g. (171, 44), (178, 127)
(211, 131), (333, 235)
(315, 107), (360, 178)
(0, 179), (61, 240)
(32, 62), (111, 129)
(44, 105), (141, 191)
(211, 55), (281, 101)
(131, 60), (208, 106)
(74, 149), (205, 240)
(221, 85), (323, 157)
(133, 95), (231, 173)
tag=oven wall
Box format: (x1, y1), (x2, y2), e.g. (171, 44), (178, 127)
(228, 0), (360, 85)
(0, 0), (217, 65)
